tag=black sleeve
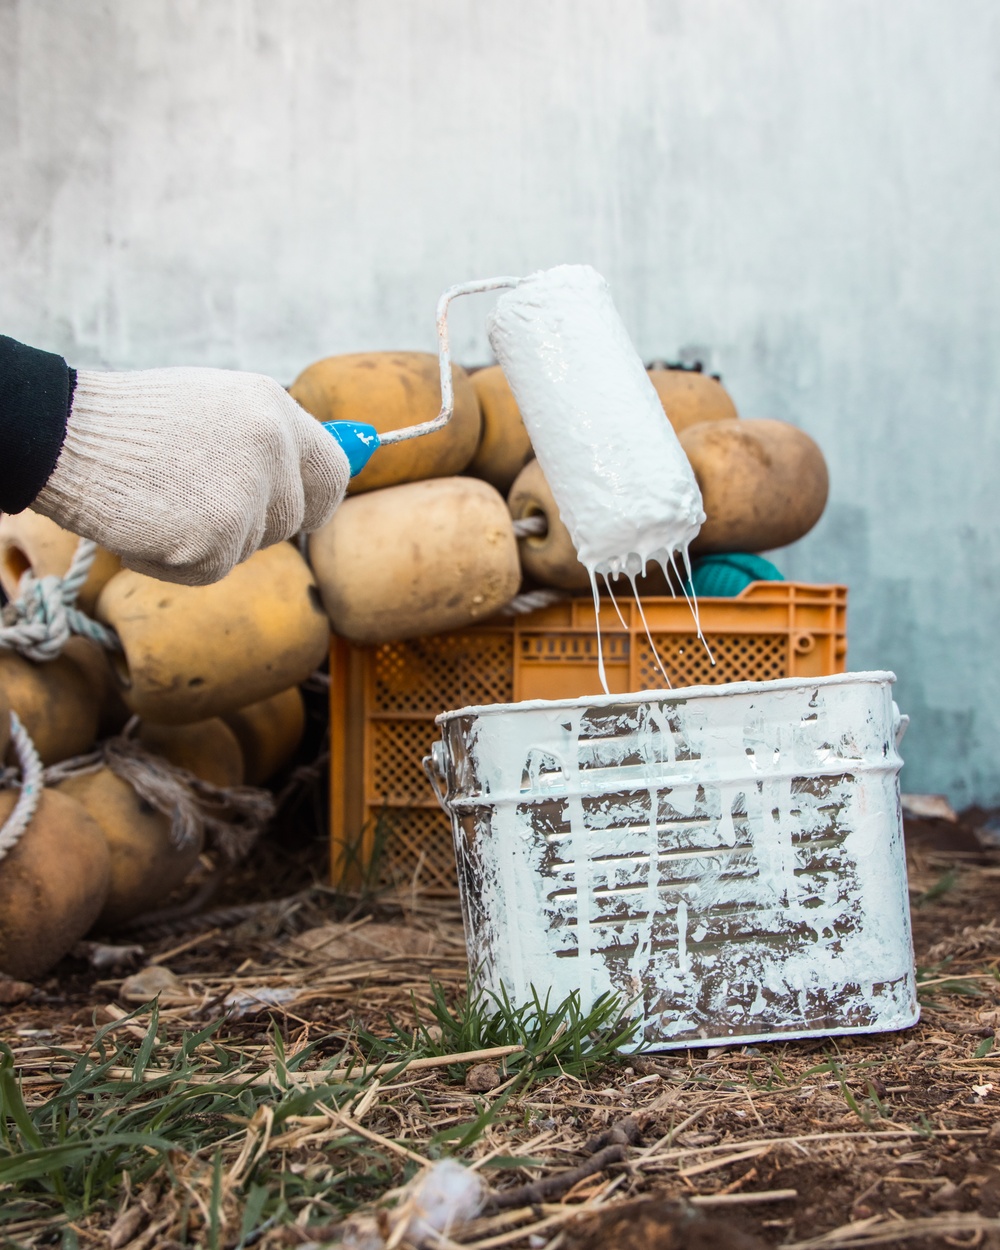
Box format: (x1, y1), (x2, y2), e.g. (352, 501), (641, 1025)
(0, 336), (75, 514)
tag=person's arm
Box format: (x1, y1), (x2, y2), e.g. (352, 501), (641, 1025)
(0, 336), (358, 586)
(0, 336), (74, 515)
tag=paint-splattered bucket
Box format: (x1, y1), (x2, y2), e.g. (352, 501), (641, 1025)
(425, 671), (917, 1051)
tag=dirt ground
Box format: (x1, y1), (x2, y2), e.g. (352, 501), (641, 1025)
(5, 808), (1000, 1249)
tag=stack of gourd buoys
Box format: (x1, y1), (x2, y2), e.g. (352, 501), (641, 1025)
(0, 352), (830, 983)
(301, 354), (829, 638)
(506, 363), (829, 597)
(0, 512), (314, 982)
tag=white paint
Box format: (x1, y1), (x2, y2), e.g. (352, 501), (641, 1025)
(430, 672), (917, 1050)
(2, 1), (998, 804)
(487, 266), (705, 585)
(403, 1160), (484, 1246)
(486, 264), (705, 692)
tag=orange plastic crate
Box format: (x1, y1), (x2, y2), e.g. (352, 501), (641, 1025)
(329, 581), (847, 893)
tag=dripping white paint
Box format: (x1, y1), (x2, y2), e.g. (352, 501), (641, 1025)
(487, 264), (706, 690)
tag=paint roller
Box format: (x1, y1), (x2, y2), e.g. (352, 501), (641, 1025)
(321, 275), (518, 471)
(324, 265), (705, 588)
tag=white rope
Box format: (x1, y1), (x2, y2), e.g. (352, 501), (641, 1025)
(0, 538), (120, 661)
(44, 722), (276, 865)
(498, 588), (566, 617)
(512, 514), (547, 539)
(0, 712), (43, 863)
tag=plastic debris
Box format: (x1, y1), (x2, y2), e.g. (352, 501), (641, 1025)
(222, 986), (301, 1017)
(402, 1159), (486, 1246)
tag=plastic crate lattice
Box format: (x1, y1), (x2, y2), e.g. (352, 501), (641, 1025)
(331, 583), (848, 893)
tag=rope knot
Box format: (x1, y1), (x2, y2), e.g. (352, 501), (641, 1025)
(0, 539), (120, 661)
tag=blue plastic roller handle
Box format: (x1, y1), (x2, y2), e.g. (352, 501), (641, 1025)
(322, 420), (381, 477)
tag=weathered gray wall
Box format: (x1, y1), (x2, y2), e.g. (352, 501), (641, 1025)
(2, 1), (997, 803)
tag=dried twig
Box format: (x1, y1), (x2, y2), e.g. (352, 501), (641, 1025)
(485, 1119), (641, 1212)
(784, 1213), (1000, 1248)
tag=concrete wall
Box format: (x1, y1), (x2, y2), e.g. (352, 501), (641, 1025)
(2, 0), (998, 804)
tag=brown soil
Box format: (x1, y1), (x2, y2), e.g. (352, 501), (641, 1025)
(5, 810), (1000, 1248)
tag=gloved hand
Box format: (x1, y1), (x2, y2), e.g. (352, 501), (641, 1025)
(33, 367), (352, 586)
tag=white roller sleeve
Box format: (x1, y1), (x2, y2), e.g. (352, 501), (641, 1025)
(486, 265), (705, 581)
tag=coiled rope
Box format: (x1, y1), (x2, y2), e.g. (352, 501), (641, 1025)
(44, 722), (276, 864)
(0, 539), (120, 661)
(512, 514), (546, 539)
(503, 514), (566, 614)
(0, 711), (274, 869)
(0, 712), (43, 862)
(499, 588), (566, 616)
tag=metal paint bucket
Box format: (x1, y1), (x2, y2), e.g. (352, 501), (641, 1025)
(425, 671), (917, 1050)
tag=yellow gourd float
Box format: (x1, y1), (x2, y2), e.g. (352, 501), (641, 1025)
(55, 767), (203, 930)
(0, 788), (111, 979)
(509, 416), (828, 586)
(57, 718), (251, 930)
(466, 366), (533, 494)
(223, 686), (305, 785)
(0, 651), (99, 765)
(507, 461), (675, 597)
(62, 636), (131, 738)
(680, 418), (829, 554)
(289, 352), (481, 494)
(647, 366), (739, 434)
(0, 510), (121, 614)
(309, 476), (520, 644)
(507, 459), (591, 592)
(95, 543), (329, 724)
(138, 718), (245, 788)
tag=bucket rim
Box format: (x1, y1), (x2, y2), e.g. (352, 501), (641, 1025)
(434, 668), (897, 725)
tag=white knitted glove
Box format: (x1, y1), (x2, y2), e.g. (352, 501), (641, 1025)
(33, 367), (350, 586)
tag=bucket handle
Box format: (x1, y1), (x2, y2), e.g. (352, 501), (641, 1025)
(377, 276), (521, 446)
(892, 701), (910, 749)
(422, 745), (450, 813)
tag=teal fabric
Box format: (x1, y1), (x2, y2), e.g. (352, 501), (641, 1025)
(689, 552), (784, 597)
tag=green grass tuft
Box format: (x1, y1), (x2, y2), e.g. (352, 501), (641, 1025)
(0, 982), (638, 1243)
(0, 1005), (386, 1239)
(357, 977), (641, 1085)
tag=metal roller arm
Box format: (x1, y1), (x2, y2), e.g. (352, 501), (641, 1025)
(377, 275), (522, 446)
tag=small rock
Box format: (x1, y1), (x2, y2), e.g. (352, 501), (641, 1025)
(119, 965), (185, 1003)
(465, 1062), (503, 1092)
(901, 793), (958, 822)
(0, 976), (34, 1004)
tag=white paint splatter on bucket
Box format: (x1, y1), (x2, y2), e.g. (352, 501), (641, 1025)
(427, 671), (917, 1050)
